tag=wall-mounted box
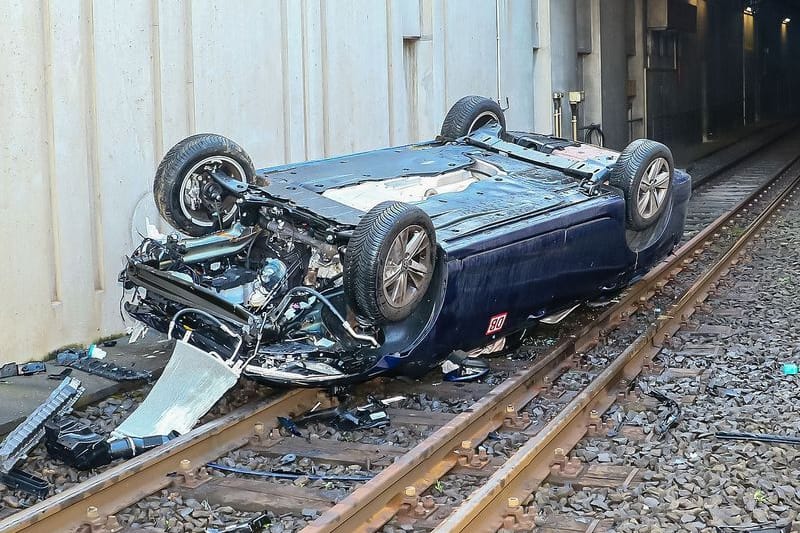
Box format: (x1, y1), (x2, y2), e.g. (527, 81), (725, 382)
(647, 0), (696, 33)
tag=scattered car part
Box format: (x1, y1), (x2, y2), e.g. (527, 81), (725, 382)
(0, 468), (50, 499)
(284, 395), (402, 433)
(0, 361), (47, 378)
(56, 348), (88, 366)
(68, 358), (152, 382)
(207, 462), (373, 482)
(207, 512), (271, 533)
(0, 377), (84, 497)
(442, 351), (490, 382)
(113, 308), (248, 439)
(640, 384), (681, 435)
(44, 416), (175, 470)
(539, 303), (581, 325)
(112, 332), (242, 439)
(0, 377), (85, 473)
(48, 367), (73, 380)
(277, 416), (303, 437)
(715, 431), (800, 446)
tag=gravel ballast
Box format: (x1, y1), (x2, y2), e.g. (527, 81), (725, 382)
(529, 189), (800, 532)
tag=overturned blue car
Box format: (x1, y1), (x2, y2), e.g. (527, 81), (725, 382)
(121, 96), (690, 387)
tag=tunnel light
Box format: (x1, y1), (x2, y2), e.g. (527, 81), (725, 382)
(782, 17), (791, 24)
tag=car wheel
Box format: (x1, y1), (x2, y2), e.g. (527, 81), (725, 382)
(154, 134), (256, 236)
(610, 139), (674, 231)
(440, 95), (506, 140)
(345, 201), (437, 323)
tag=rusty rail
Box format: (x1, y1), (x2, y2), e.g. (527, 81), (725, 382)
(0, 388), (323, 533)
(301, 156), (800, 533)
(434, 173), (800, 532)
(4, 153), (799, 533)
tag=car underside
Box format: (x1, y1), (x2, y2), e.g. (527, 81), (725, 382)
(120, 96), (690, 387)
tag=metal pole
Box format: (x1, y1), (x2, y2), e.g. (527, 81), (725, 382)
(495, 0), (502, 102)
(553, 92), (563, 137)
(571, 103), (579, 141)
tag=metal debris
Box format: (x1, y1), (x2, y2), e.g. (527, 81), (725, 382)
(207, 462), (373, 481)
(206, 512), (270, 533)
(715, 431), (800, 446)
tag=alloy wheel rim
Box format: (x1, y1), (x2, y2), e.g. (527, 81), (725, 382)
(382, 225), (432, 308)
(636, 157), (670, 220)
(178, 156), (246, 227)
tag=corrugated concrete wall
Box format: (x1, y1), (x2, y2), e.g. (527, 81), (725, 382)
(0, 0), (547, 363)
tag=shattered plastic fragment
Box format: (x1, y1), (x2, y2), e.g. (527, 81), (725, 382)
(87, 344), (107, 359)
(0, 377), (84, 473)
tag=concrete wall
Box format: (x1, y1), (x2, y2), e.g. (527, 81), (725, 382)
(0, 0), (547, 363)
(8, 0), (760, 363)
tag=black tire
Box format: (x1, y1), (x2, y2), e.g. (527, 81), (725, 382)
(440, 96), (506, 140)
(344, 201), (437, 323)
(609, 139), (674, 231)
(154, 134), (256, 236)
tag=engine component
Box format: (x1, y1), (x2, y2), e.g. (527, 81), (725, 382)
(247, 258), (289, 308)
(207, 265), (258, 290)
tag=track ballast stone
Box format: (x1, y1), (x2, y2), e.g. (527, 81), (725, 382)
(531, 189), (800, 532)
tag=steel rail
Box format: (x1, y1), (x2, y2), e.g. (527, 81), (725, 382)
(3, 149), (798, 533)
(435, 172), (800, 533)
(688, 120), (797, 187)
(302, 155), (800, 533)
(0, 388), (323, 533)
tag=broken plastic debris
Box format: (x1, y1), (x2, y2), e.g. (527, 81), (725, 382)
(0, 361), (47, 378)
(442, 351), (489, 382)
(0, 377), (85, 472)
(56, 349), (87, 366)
(68, 358), (151, 382)
(128, 322), (148, 344)
(87, 344), (107, 359)
(284, 395), (401, 433)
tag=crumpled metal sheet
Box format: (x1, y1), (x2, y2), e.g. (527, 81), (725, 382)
(112, 340), (239, 439)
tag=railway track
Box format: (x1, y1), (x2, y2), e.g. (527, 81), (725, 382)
(1, 129), (799, 533)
